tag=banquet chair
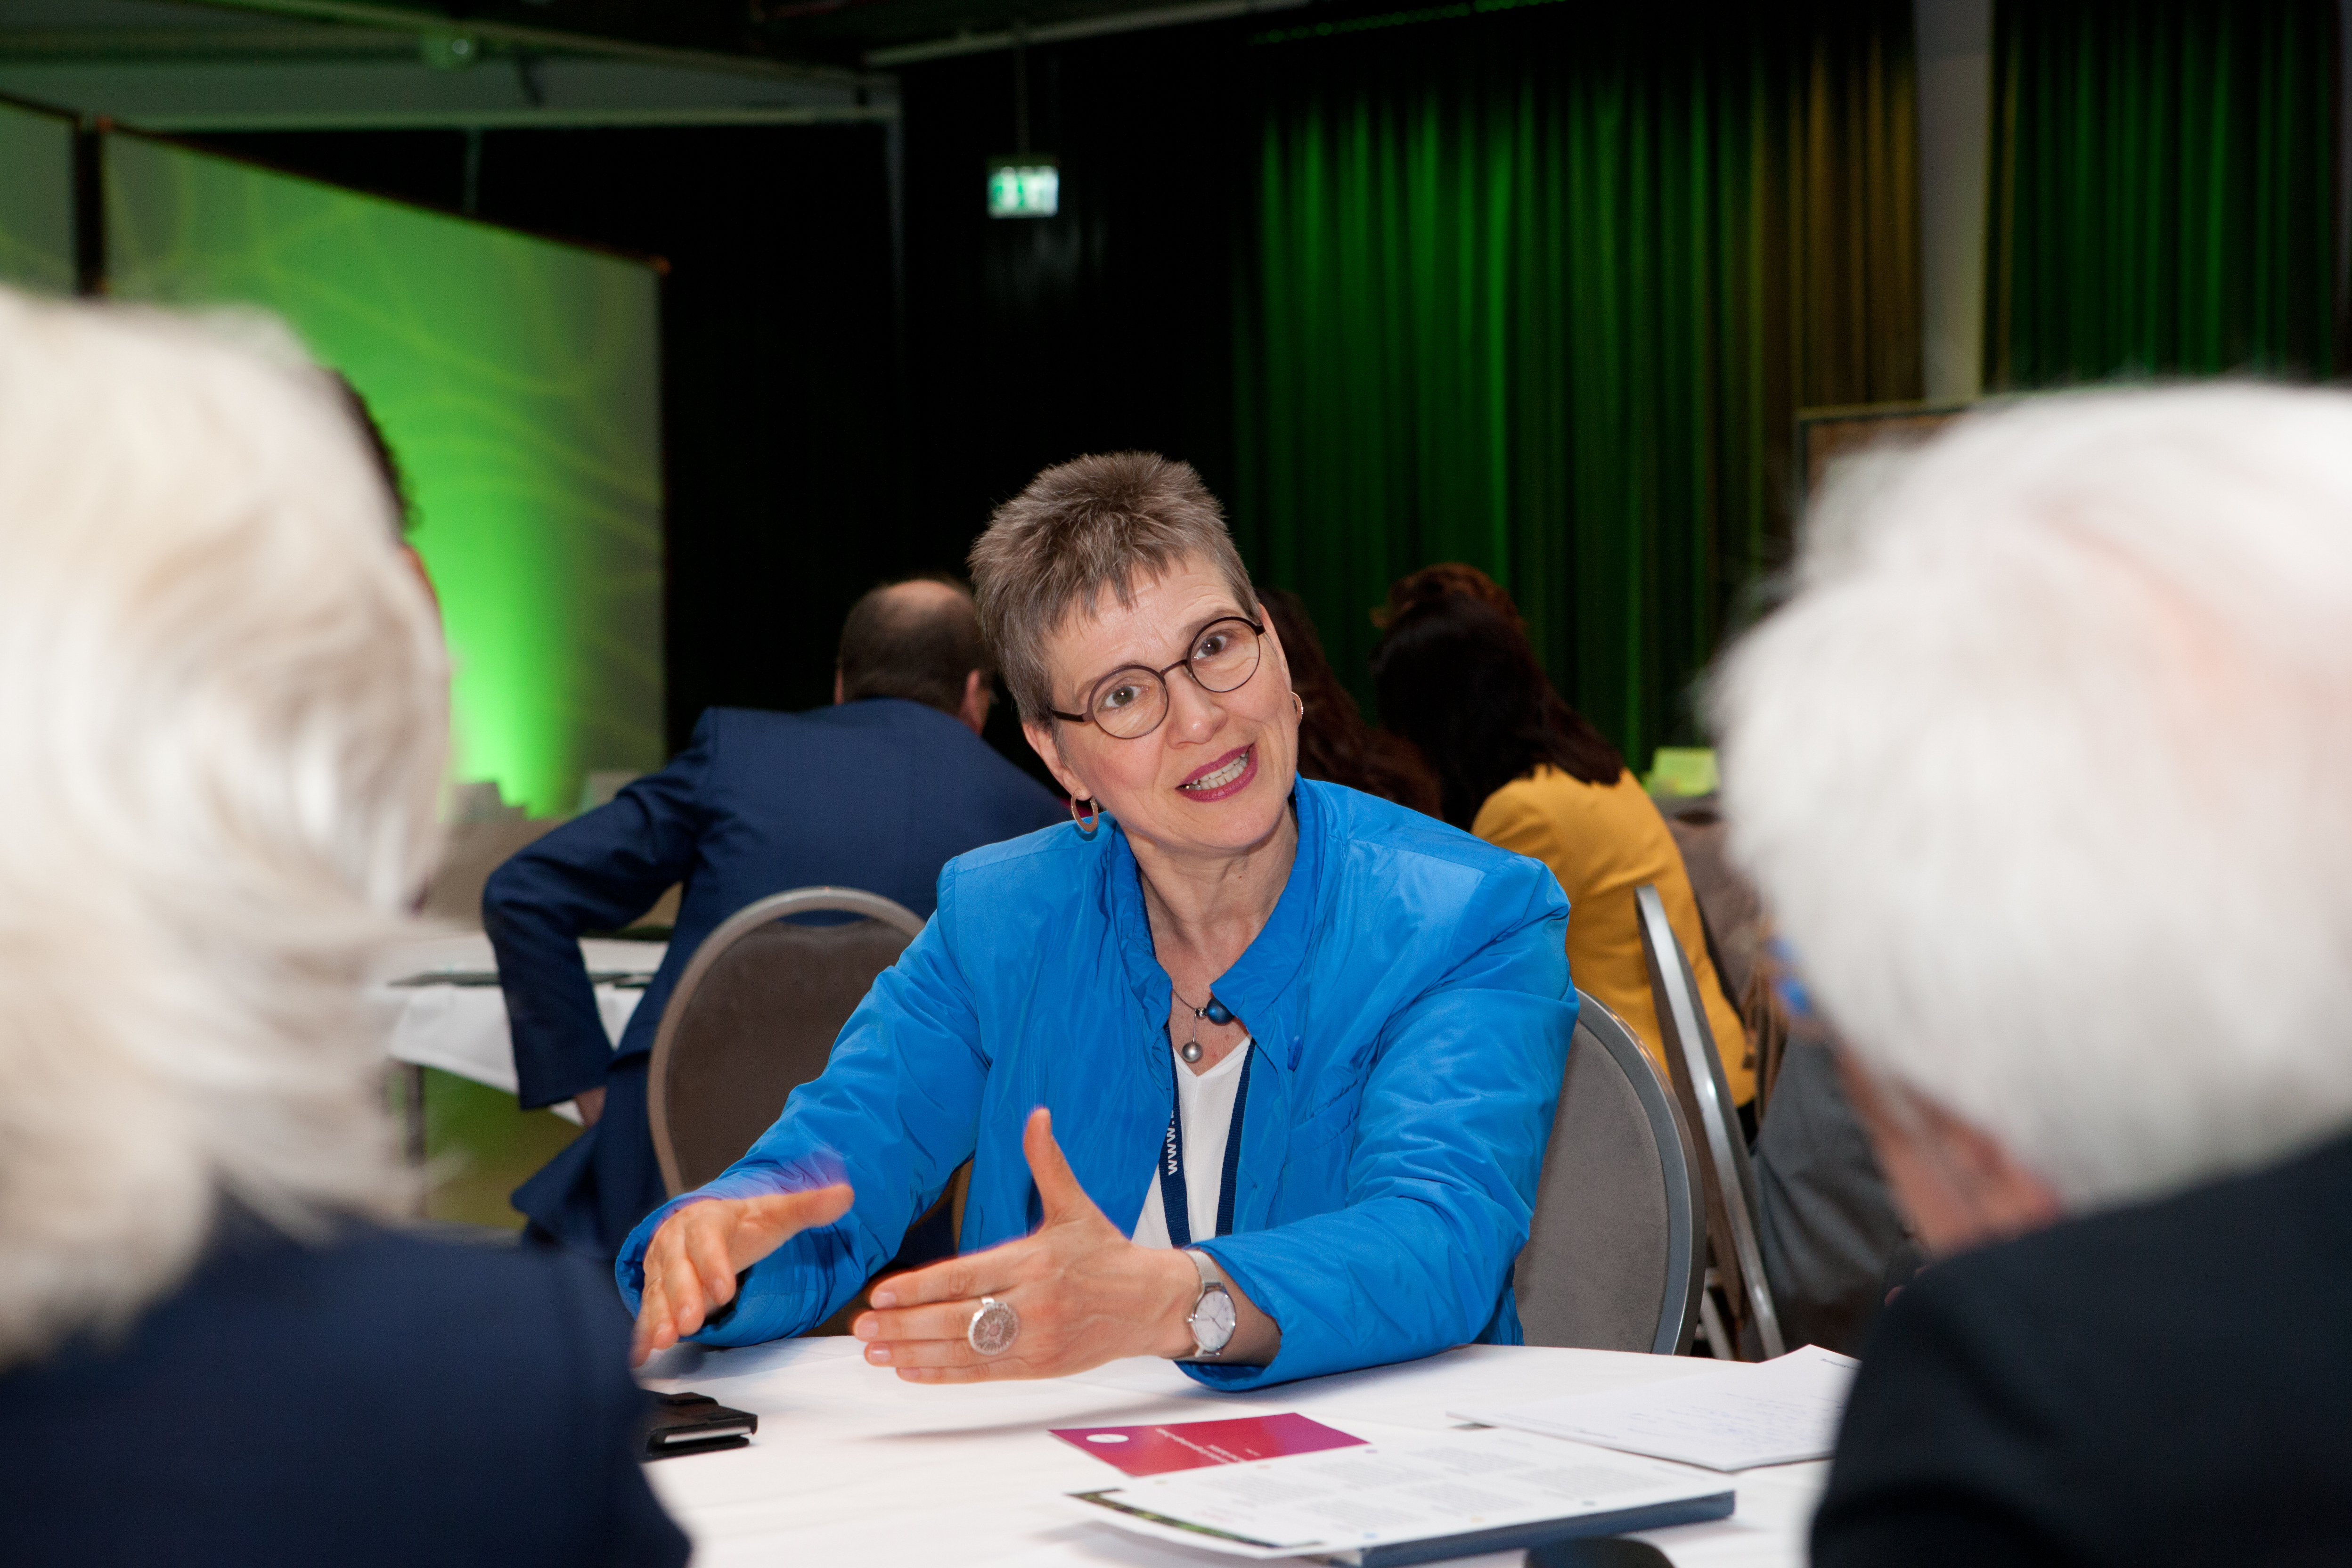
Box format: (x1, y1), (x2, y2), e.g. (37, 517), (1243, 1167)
(1660, 802), (1787, 1113)
(1637, 882), (1787, 1360)
(1655, 799), (1765, 1004)
(1514, 990), (1707, 1355)
(647, 886), (925, 1196)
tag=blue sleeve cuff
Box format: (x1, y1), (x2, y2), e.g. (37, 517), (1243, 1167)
(612, 1188), (864, 1348)
(1172, 1241), (1306, 1391)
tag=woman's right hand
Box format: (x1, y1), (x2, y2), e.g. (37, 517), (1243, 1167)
(629, 1184), (854, 1367)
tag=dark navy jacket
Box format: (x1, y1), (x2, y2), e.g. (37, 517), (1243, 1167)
(1814, 1128), (2352, 1567)
(487, 699), (1063, 1258)
(0, 1220), (686, 1568)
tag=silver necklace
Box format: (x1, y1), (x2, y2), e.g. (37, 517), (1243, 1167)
(1171, 987), (1236, 1064)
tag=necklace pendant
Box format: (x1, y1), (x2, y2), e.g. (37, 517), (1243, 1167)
(1179, 1038), (1203, 1064)
(1202, 997), (1235, 1027)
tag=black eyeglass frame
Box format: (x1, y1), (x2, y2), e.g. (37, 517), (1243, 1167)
(1046, 615), (1267, 739)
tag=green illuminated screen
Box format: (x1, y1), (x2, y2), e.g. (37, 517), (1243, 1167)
(0, 100), (75, 295)
(104, 134), (664, 817)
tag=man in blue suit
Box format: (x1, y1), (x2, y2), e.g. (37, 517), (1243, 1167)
(488, 577), (1065, 1258)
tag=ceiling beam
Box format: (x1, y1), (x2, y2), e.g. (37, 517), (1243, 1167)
(118, 102), (898, 130)
(866, 0), (1307, 66)
(179, 0), (886, 88)
(0, 26), (416, 61)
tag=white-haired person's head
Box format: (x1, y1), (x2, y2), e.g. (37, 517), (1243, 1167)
(1715, 383), (2352, 1249)
(0, 288), (447, 1368)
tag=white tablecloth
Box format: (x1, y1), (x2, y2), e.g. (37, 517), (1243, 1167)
(368, 932), (666, 1109)
(636, 1339), (1826, 1568)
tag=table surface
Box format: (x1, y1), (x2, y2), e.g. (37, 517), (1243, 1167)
(637, 1339), (1825, 1568)
(367, 932), (666, 1102)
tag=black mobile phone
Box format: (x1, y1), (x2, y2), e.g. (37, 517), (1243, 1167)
(641, 1389), (758, 1460)
(1528, 1541), (1675, 1568)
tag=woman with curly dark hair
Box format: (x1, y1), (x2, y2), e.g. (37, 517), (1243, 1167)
(1256, 588), (1439, 817)
(1371, 564), (1752, 1105)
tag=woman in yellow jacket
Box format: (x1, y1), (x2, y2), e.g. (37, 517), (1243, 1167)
(1372, 567), (1752, 1107)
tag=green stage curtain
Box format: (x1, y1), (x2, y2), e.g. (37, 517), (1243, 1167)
(1985, 0), (2338, 388)
(1233, 1), (1920, 764)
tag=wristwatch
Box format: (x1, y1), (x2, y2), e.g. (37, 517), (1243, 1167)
(1178, 1248), (1237, 1360)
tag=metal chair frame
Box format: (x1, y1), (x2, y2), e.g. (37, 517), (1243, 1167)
(1635, 882), (1788, 1360)
(646, 886), (925, 1196)
(1520, 989), (1708, 1356)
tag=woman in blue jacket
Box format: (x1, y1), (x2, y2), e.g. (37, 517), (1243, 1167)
(622, 454), (1578, 1390)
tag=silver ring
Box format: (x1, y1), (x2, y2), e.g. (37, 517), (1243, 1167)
(966, 1295), (1020, 1357)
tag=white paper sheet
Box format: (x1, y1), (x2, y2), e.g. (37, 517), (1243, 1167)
(1059, 1422), (1733, 1561)
(1449, 1346), (1859, 1472)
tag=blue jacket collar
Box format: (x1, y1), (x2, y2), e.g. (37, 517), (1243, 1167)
(1107, 782), (1327, 1073)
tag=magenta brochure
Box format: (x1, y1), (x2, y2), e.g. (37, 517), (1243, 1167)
(1050, 1412), (1366, 1477)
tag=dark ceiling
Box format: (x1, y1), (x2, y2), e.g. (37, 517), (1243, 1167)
(195, 0), (1247, 73)
(474, 0), (1192, 57)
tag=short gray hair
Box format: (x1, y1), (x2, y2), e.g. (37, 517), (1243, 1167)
(1715, 384), (2352, 1212)
(968, 453), (1256, 721)
(0, 289), (447, 1368)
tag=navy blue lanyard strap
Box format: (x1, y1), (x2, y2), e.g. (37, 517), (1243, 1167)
(1158, 1047), (1253, 1249)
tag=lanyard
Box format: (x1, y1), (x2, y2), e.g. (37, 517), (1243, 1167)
(1158, 1047), (1253, 1249)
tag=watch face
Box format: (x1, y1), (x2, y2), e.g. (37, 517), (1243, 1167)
(1193, 1286), (1238, 1353)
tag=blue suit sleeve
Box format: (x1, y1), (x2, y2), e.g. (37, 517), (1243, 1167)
(484, 715), (716, 1109)
(612, 865), (986, 1341)
(1191, 857), (1576, 1388)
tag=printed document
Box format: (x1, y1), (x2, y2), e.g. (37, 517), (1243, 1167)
(1061, 1423), (1733, 1563)
(1450, 1344), (1859, 1471)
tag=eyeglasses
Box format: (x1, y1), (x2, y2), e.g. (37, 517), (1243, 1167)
(1048, 616), (1265, 740)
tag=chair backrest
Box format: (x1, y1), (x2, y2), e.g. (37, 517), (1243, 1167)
(1516, 990), (1707, 1355)
(1635, 882), (1787, 1359)
(1659, 807), (1767, 1011)
(647, 887), (926, 1196)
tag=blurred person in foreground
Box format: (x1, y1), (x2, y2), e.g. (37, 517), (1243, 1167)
(0, 291), (684, 1562)
(1712, 385), (2352, 1566)
(1372, 567), (1752, 1105)
(1256, 586), (1439, 815)
(328, 368), (438, 610)
(622, 454), (1575, 1387)
(488, 574), (1062, 1261)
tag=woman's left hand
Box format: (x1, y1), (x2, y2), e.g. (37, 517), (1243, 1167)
(851, 1107), (1200, 1381)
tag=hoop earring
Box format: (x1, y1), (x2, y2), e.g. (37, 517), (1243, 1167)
(1070, 796), (1101, 839)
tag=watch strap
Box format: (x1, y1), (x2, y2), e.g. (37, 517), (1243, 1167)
(1181, 1248), (1235, 1360)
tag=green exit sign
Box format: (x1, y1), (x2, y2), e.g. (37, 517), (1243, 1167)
(987, 156), (1060, 218)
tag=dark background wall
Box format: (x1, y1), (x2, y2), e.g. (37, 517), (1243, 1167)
(893, 27), (1246, 550)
